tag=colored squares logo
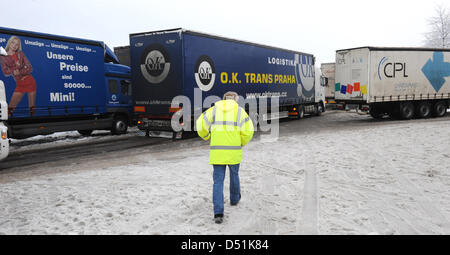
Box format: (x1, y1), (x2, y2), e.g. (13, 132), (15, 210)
(335, 82), (367, 95)
(334, 82), (367, 96)
(335, 83), (341, 92)
(347, 85), (353, 94)
(361, 85), (367, 95)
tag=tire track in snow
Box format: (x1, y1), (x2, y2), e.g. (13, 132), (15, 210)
(297, 166), (318, 234)
(296, 137), (319, 235)
(237, 159), (279, 234)
(237, 138), (304, 235)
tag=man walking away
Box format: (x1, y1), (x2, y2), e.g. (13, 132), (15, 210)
(196, 91), (254, 224)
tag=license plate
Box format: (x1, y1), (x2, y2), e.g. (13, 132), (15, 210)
(147, 120), (171, 128)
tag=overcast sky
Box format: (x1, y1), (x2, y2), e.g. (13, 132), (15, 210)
(0, 0), (445, 64)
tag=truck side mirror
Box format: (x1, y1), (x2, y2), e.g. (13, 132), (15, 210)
(321, 76), (328, 86)
(0, 47), (7, 56)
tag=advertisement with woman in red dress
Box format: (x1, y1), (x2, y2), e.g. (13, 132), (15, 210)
(0, 36), (37, 117)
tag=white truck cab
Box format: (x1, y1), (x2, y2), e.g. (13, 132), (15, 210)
(0, 46), (10, 161)
(314, 66), (327, 113)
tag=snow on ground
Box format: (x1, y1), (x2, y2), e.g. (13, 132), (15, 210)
(1, 113), (450, 235)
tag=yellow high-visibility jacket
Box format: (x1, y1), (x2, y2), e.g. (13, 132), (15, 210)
(196, 100), (254, 165)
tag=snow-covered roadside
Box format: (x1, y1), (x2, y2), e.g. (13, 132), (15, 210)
(1, 114), (450, 235)
(9, 127), (141, 154)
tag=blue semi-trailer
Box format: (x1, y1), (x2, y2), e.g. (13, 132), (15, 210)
(130, 28), (327, 136)
(0, 27), (133, 139)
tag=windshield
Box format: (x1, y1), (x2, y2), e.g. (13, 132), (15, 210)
(104, 44), (120, 64)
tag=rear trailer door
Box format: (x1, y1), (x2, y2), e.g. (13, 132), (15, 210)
(130, 30), (183, 117)
(335, 48), (369, 103)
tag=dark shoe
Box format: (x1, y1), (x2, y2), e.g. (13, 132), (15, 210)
(214, 214), (224, 224)
(230, 193), (241, 206)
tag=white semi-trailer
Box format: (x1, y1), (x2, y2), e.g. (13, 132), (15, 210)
(335, 47), (450, 119)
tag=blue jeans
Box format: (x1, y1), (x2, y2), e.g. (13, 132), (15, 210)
(212, 164), (241, 215)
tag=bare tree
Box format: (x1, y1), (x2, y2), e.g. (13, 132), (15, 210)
(424, 4), (450, 48)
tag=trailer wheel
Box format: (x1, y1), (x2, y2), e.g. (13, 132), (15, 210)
(298, 106), (305, 119)
(432, 101), (447, 117)
(415, 102), (431, 118)
(369, 106), (384, 119)
(111, 116), (128, 135)
(315, 104), (323, 116)
(78, 130), (93, 136)
(400, 102), (415, 120)
(388, 106), (401, 120)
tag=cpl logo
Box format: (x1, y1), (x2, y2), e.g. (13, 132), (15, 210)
(294, 54), (315, 97)
(378, 57), (408, 80)
(111, 94), (117, 101)
(194, 55), (216, 91)
(140, 44), (171, 84)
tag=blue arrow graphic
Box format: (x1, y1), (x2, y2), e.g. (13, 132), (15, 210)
(421, 52), (450, 92)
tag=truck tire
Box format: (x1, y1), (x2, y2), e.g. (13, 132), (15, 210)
(400, 102), (414, 120)
(388, 111), (400, 120)
(298, 106), (305, 119)
(432, 101), (447, 117)
(315, 104), (323, 116)
(415, 102), (431, 118)
(111, 116), (128, 135)
(78, 130), (93, 136)
(369, 106), (384, 119)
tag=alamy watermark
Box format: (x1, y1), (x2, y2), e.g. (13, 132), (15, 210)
(170, 88), (280, 141)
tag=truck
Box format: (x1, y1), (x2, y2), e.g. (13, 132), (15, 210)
(335, 47), (450, 119)
(0, 26), (133, 142)
(320, 62), (337, 109)
(114, 46), (131, 67)
(130, 28), (327, 137)
(0, 78), (9, 161)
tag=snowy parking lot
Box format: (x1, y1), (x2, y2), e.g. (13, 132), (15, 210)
(1, 111), (450, 235)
